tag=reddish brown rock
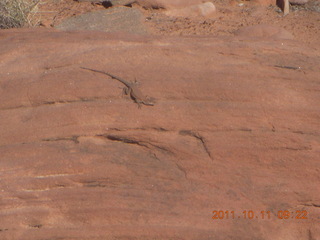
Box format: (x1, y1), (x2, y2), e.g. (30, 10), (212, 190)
(137, 0), (209, 9)
(289, 0), (309, 4)
(0, 28), (319, 240)
(55, 7), (148, 34)
(165, 2), (216, 17)
(255, 0), (275, 6)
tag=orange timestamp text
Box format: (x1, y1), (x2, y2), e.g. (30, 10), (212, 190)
(212, 210), (308, 220)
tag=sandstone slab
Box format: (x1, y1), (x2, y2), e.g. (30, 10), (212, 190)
(137, 0), (211, 9)
(165, 2), (216, 17)
(289, 0), (309, 4)
(55, 6), (148, 34)
(0, 28), (319, 240)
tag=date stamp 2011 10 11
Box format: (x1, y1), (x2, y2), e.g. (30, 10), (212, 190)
(212, 210), (308, 220)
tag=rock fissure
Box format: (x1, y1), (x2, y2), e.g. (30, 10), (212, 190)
(101, 134), (174, 155)
(179, 130), (213, 161)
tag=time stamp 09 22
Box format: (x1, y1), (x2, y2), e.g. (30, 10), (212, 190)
(212, 210), (308, 220)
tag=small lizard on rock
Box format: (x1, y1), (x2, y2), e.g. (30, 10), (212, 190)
(81, 67), (155, 107)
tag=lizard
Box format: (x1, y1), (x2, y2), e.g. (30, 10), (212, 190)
(80, 67), (155, 107)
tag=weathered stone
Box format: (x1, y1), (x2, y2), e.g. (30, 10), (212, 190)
(165, 2), (216, 17)
(55, 7), (148, 34)
(137, 0), (208, 9)
(0, 28), (319, 240)
(289, 0), (309, 4)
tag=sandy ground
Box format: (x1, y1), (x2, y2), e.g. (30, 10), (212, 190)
(36, 0), (320, 44)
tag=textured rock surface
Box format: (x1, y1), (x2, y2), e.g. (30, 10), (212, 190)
(165, 2), (216, 17)
(0, 28), (319, 240)
(289, 0), (309, 5)
(289, 0), (309, 4)
(137, 0), (209, 9)
(38, 0), (320, 45)
(56, 7), (148, 34)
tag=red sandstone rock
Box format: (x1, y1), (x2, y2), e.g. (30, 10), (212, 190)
(165, 2), (216, 17)
(137, 0), (209, 9)
(0, 28), (319, 240)
(289, 0), (309, 4)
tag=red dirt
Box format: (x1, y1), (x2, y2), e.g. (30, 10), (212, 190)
(37, 0), (320, 44)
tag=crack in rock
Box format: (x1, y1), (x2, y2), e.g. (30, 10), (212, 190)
(42, 136), (80, 144)
(179, 130), (213, 161)
(271, 146), (312, 151)
(99, 134), (174, 155)
(1, 97), (106, 110)
(174, 162), (188, 180)
(309, 229), (316, 240)
(302, 203), (320, 208)
(83, 180), (107, 188)
(151, 127), (169, 132)
(29, 224), (42, 229)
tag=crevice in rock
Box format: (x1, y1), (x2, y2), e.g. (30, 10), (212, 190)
(201, 127), (254, 133)
(0, 97), (106, 110)
(5, 129), (172, 147)
(104, 134), (139, 144)
(151, 152), (160, 161)
(302, 203), (320, 208)
(289, 130), (320, 136)
(308, 229), (315, 240)
(38, 97), (103, 106)
(99, 134), (173, 155)
(80, 178), (128, 188)
(151, 127), (169, 132)
(82, 180), (107, 188)
(270, 146), (312, 151)
(179, 130), (213, 161)
(273, 65), (301, 70)
(29, 224), (42, 229)
(174, 162), (188, 180)
(42, 135), (80, 144)
(1, 104), (30, 111)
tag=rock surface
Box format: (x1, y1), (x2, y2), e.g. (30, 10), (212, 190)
(289, 0), (309, 4)
(165, 2), (216, 17)
(137, 0), (209, 9)
(55, 6), (148, 34)
(37, 0), (320, 45)
(0, 28), (319, 240)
